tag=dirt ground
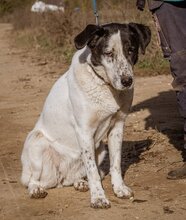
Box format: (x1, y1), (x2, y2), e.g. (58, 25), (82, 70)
(0, 23), (186, 220)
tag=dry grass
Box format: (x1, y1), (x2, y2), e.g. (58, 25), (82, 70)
(8, 0), (169, 74)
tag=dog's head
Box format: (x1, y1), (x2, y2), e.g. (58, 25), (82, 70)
(74, 23), (151, 90)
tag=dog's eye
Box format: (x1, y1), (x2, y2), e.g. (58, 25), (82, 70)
(104, 51), (113, 57)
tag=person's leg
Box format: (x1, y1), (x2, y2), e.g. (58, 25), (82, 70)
(168, 52), (186, 179)
(151, 2), (186, 179)
(170, 49), (186, 150)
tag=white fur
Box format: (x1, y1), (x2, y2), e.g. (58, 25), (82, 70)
(21, 32), (134, 208)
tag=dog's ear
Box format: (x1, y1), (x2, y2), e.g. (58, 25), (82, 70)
(129, 23), (151, 54)
(74, 24), (105, 50)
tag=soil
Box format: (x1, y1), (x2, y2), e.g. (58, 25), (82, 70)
(0, 23), (186, 220)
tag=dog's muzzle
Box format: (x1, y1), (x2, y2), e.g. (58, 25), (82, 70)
(121, 75), (133, 88)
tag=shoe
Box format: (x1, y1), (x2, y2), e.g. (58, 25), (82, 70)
(167, 163), (186, 180)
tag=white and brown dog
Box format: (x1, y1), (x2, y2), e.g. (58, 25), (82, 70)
(21, 23), (151, 208)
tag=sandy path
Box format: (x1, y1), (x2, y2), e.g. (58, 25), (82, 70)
(0, 23), (185, 220)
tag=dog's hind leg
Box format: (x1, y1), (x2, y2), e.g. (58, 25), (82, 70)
(21, 130), (58, 199)
(62, 158), (89, 192)
(74, 178), (89, 192)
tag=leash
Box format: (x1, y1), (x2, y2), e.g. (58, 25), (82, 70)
(92, 0), (99, 25)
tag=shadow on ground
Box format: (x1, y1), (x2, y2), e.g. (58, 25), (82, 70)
(100, 139), (153, 177)
(100, 90), (185, 176)
(132, 90), (185, 160)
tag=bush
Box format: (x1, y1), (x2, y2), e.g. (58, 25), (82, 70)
(9, 0), (169, 73)
(0, 0), (33, 17)
(12, 1), (95, 63)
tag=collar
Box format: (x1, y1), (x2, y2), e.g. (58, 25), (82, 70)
(88, 63), (112, 87)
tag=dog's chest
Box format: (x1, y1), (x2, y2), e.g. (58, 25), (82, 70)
(93, 111), (116, 143)
(75, 65), (121, 114)
(87, 88), (122, 142)
(89, 86), (120, 113)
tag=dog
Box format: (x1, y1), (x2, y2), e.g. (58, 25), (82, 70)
(21, 23), (151, 208)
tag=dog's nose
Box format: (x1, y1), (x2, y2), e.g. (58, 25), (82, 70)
(121, 76), (133, 87)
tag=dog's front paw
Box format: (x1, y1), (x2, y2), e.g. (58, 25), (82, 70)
(29, 186), (48, 199)
(74, 179), (89, 192)
(91, 197), (111, 209)
(114, 185), (134, 199)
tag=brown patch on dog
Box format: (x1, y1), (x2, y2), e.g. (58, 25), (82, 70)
(89, 113), (99, 127)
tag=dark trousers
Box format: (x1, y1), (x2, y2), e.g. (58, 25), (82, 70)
(150, 1), (186, 142)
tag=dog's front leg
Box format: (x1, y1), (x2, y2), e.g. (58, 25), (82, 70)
(77, 130), (111, 209)
(108, 120), (134, 199)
